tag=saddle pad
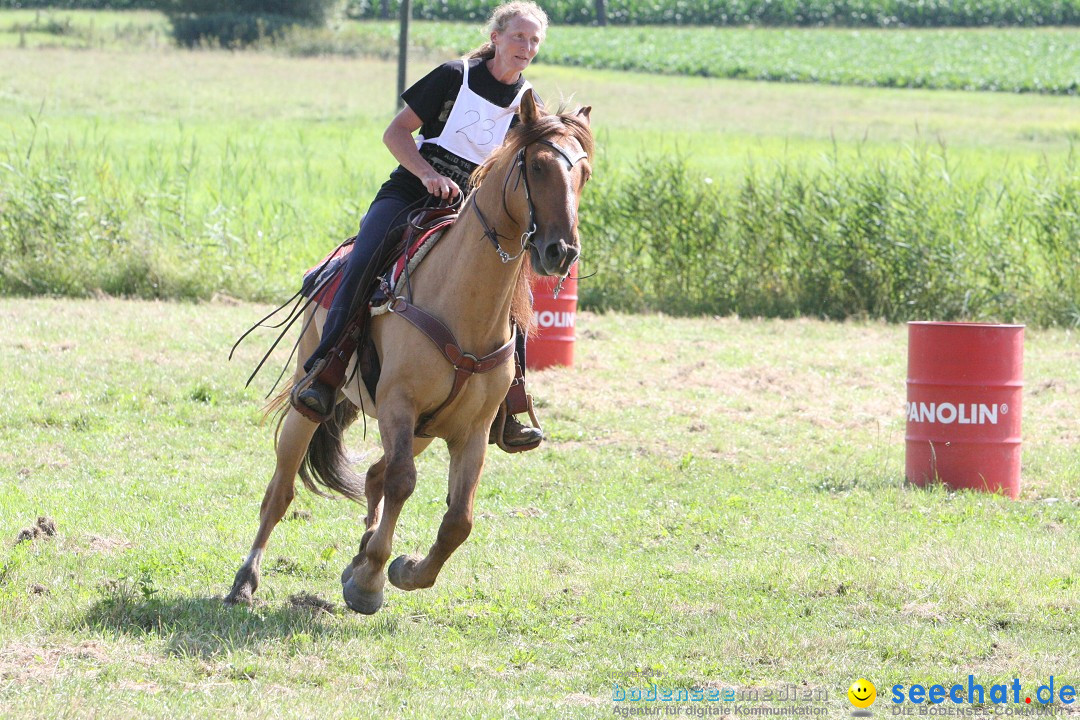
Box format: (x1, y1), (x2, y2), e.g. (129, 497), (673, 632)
(302, 239), (353, 311)
(301, 220), (453, 313)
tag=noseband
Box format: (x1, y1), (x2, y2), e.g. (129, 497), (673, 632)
(469, 135), (589, 266)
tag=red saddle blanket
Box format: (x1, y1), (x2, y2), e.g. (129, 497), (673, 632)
(303, 218), (455, 311)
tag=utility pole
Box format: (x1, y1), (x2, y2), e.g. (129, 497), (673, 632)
(397, 0), (411, 110)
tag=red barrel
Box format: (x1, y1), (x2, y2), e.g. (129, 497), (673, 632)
(528, 269), (577, 370)
(905, 322), (1024, 498)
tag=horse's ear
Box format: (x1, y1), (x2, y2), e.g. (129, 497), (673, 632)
(575, 105), (592, 126)
(519, 89), (540, 125)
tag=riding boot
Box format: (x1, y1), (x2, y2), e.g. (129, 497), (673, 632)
(489, 333), (543, 453)
(291, 314), (366, 423)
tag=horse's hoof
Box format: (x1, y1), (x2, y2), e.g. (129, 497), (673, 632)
(224, 589), (251, 606)
(340, 552), (365, 585)
(387, 555), (408, 590)
(342, 576), (383, 615)
(225, 567), (257, 605)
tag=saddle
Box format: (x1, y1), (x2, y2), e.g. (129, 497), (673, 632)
(304, 206), (459, 313)
(297, 206), (459, 416)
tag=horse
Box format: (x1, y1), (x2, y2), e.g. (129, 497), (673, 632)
(225, 90), (593, 614)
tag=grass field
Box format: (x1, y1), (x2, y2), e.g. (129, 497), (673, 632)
(1, 13), (1078, 716)
(1, 299), (1078, 719)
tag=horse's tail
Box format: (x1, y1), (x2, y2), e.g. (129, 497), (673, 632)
(266, 381), (366, 504)
(300, 399), (365, 503)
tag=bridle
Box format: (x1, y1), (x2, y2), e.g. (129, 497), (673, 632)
(469, 135), (589, 266)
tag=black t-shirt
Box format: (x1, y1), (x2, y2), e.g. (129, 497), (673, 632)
(377, 58), (532, 203)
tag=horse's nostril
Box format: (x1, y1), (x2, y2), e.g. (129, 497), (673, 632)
(544, 241), (564, 264)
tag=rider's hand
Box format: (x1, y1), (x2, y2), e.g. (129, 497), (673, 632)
(420, 172), (461, 201)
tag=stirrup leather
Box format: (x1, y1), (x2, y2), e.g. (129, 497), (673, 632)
(290, 314), (367, 423)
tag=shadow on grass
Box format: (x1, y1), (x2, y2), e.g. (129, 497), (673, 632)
(75, 581), (392, 658)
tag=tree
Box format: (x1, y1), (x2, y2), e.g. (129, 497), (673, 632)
(164, 0), (344, 47)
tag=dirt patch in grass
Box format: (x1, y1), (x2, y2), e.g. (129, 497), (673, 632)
(900, 602), (947, 624)
(115, 679), (162, 694)
(288, 592), (335, 615)
(562, 692), (607, 706)
(14, 515), (58, 544)
(534, 315), (903, 460)
(0, 641), (109, 685)
(82, 535), (135, 554)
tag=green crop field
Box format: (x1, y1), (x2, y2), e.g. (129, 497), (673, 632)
(351, 22), (1080, 95)
(351, 0), (1080, 27)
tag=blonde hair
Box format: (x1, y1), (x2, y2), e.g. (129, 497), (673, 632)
(466, 1), (550, 60)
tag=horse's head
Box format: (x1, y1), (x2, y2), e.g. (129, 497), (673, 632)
(470, 91), (593, 278)
(515, 91), (593, 277)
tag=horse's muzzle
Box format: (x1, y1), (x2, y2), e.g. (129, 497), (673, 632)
(535, 237), (579, 277)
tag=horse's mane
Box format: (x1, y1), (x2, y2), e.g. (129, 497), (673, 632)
(471, 108), (595, 337)
(471, 108), (595, 188)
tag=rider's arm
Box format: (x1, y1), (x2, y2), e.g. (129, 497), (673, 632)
(383, 107), (460, 200)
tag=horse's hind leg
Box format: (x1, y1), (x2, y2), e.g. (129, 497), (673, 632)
(387, 426), (487, 591)
(225, 408), (318, 605)
(338, 454), (386, 585)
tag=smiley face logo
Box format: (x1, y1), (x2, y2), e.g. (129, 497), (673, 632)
(848, 679), (876, 709)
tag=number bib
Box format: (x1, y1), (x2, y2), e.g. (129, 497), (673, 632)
(418, 61), (531, 167)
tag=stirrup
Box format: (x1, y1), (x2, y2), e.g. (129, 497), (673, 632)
(489, 394), (543, 454)
(290, 359), (337, 424)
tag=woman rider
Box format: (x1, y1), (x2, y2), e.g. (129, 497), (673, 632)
(293, 1), (548, 450)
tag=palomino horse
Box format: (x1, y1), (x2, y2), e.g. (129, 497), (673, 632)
(225, 91), (593, 613)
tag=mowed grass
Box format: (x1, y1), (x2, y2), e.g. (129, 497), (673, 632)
(1, 300), (1078, 718)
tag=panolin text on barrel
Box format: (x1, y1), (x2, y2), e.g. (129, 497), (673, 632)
(537, 310), (575, 329)
(906, 402), (1006, 425)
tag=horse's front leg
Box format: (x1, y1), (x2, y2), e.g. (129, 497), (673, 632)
(341, 394), (425, 614)
(226, 408), (318, 605)
(387, 423), (487, 592)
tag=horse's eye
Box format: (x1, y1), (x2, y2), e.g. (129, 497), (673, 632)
(531, 159), (542, 173)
